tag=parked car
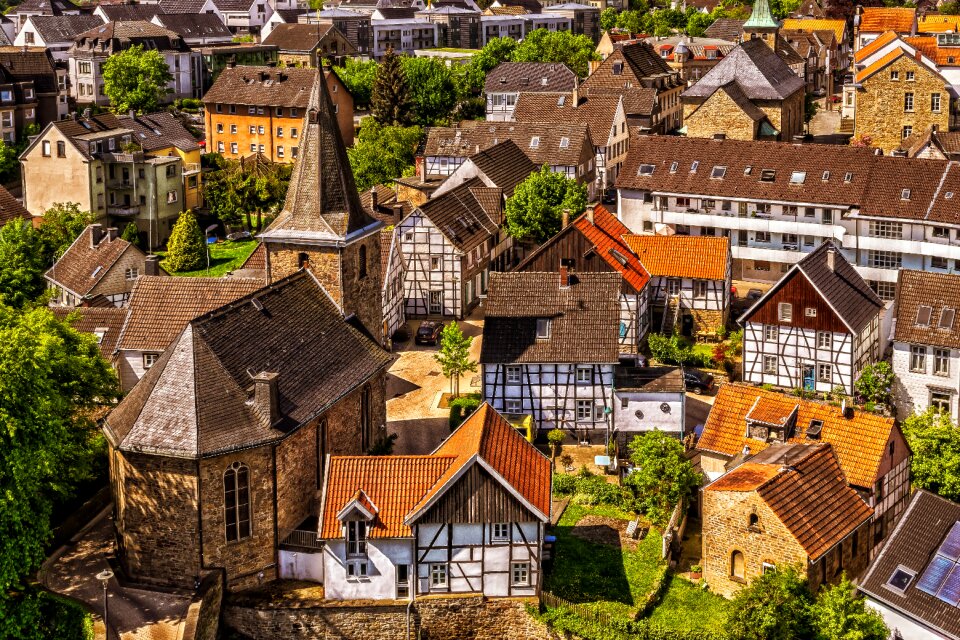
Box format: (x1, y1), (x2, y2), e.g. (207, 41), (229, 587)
(745, 288), (763, 302)
(684, 370), (715, 394)
(415, 320), (444, 345)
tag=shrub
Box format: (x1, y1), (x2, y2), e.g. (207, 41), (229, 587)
(164, 210), (205, 272)
(448, 393), (481, 430)
(547, 428), (565, 455)
(648, 333), (712, 368)
(552, 473), (577, 495)
(571, 473), (623, 506)
(855, 362), (894, 406)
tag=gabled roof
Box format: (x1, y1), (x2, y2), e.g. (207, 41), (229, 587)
(26, 14), (102, 43)
(513, 93), (622, 145)
(466, 139), (536, 197)
(0, 47), (58, 93)
(780, 17), (845, 42)
(483, 61), (576, 94)
(704, 17), (745, 42)
(582, 85), (658, 117)
(0, 185), (31, 226)
(740, 241), (883, 333)
(261, 67), (378, 242)
(860, 490), (960, 640)
(416, 178), (498, 253)
(893, 270), (960, 350)
(96, 5), (163, 21)
(72, 20), (190, 53)
(202, 65), (316, 108)
(423, 120), (593, 169)
(152, 12), (232, 38)
(51, 306), (128, 360)
(262, 23), (355, 54)
(855, 47), (917, 83)
(116, 275), (262, 353)
(480, 271), (622, 364)
(622, 234), (729, 281)
(706, 443), (874, 561)
(858, 6), (916, 34)
(319, 403), (551, 539)
(15, 0), (78, 16)
(117, 111), (199, 153)
(105, 271), (393, 458)
(697, 384), (898, 488)
(44, 226), (139, 298)
(683, 38), (805, 101)
(853, 29), (900, 63)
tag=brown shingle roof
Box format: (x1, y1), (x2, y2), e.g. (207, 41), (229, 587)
(116, 275), (262, 353)
(201, 65), (317, 109)
(0, 47), (59, 94)
(513, 93), (621, 144)
(708, 443), (874, 561)
(51, 305), (128, 359)
(418, 178), (497, 252)
(262, 22), (344, 53)
(623, 234), (729, 281)
(893, 270), (960, 349)
(423, 120), (593, 169)
(704, 18), (745, 41)
(480, 271), (622, 364)
(0, 185), (30, 226)
(44, 226), (139, 298)
(116, 111), (199, 153)
(698, 384), (898, 488)
(483, 61), (577, 94)
(466, 139), (536, 196)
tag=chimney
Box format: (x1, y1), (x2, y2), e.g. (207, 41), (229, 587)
(392, 203), (403, 224)
(144, 254), (160, 276)
(106, 227), (119, 241)
(586, 206), (594, 225)
(826, 246), (836, 272)
(915, 48), (922, 62)
(128, 109), (135, 119)
(82, 107), (91, 120)
(561, 208), (570, 229)
(253, 371), (280, 427)
(89, 223), (104, 247)
(370, 188), (378, 211)
(559, 265), (570, 288)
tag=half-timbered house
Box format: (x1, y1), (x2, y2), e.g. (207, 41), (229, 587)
(697, 384), (911, 554)
(622, 234), (731, 338)
(740, 241), (884, 395)
(381, 228), (405, 340)
(515, 205), (651, 353)
(297, 403), (551, 600)
(481, 270), (621, 441)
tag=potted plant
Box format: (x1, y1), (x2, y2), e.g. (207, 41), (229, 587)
(690, 564), (703, 580)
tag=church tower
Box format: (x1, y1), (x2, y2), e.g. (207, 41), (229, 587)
(742, 0), (779, 50)
(259, 71), (384, 340)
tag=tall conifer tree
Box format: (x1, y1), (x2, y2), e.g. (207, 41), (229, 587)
(371, 46), (414, 126)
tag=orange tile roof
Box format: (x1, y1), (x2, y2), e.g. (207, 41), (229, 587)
(706, 462), (779, 491)
(780, 18), (846, 43)
(859, 7), (916, 34)
(319, 404), (552, 539)
(697, 384), (897, 488)
(745, 394), (798, 426)
(917, 20), (960, 33)
(573, 205), (651, 293)
(854, 30), (900, 63)
(904, 35), (940, 60)
(622, 234), (729, 281)
(855, 48), (907, 83)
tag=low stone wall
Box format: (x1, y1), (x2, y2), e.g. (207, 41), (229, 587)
(181, 571), (224, 640)
(223, 594), (551, 640)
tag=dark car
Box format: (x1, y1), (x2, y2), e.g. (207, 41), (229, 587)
(684, 370), (715, 394)
(745, 288), (764, 303)
(415, 320), (444, 345)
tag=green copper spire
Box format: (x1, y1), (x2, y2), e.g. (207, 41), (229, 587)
(743, 0), (779, 30)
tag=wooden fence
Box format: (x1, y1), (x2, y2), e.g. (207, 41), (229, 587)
(539, 590), (617, 628)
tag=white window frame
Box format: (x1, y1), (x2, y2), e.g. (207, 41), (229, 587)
(505, 365), (521, 384)
(935, 348), (950, 376)
(576, 366), (592, 384)
(511, 562), (530, 586)
(910, 345), (927, 373)
(817, 331), (832, 349)
(778, 303), (793, 322)
(764, 325), (778, 342)
(492, 522), (509, 541)
(762, 355), (777, 375)
(430, 563), (448, 588)
(576, 399), (593, 422)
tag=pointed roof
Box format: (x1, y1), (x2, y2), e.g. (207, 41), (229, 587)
(682, 39), (805, 101)
(261, 71), (379, 244)
(743, 0), (778, 30)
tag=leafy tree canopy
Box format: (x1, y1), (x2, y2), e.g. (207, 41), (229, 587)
(503, 166), (587, 243)
(37, 202), (95, 263)
(810, 575), (888, 640)
(854, 361), (894, 406)
(623, 430), (701, 524)
(901, 409), (960, 502)
(0, 219), (46, 308)
(102, 44), (174, 114)
(434, 323), (478, 397)
(347, 120), (422, 192)
(727, 565), (813, 640)
(512, 29), (598, 78)
(401, 56), (458, 126)
(164, 210), (205, 272)
(202, 155), (291, 229)
(333, 58), (378, 110)
(120, 221), (140, 247)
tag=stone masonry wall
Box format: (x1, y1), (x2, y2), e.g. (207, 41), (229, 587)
(223, 595), (550, 640)
(266, 242), (343, 304)
(181, 570), (224, 640)
(275, 419), (320, 540)
(683, 92), (758, 140)
(691, 308), (726, 336)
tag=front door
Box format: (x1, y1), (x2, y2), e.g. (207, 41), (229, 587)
(802, 364), (815, 391)
(428, 290), (442, 315)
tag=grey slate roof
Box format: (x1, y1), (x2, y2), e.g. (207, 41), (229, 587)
(683, 38), (805, 101)
(481, 271), (622, 364)
(105, 270), (393, 458)
(262, 69), (382, 241)
(28, 15), (102, 43)
(97, 5), (163, 21)
(704, 17), (745, 42)
(483, 61), (576, 94)
(614, 366), (684, 392)
(740, 241), (884, 333)
(467, 139), (535, 197)
(15, 0), (78, 16)
(859, 490), (960, 640)
(152, 12), (232, 39)
(117, 112), (200, 153)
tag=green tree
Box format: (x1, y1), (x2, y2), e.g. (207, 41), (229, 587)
(810, 575), (888, 640)
(0, 304), (118, 638)
(454, 36), (517, 103)
(401, 56), (457, 126)
(727, 565), (813, 640)
(333, 58), (378, 109)
(347, 120), (422, 192)
(202, 156), (292, 229)
(622, 430), (701, 524)
(854, 361), (894, 406)
(164, 210), (205, 272)
(770, 0), (802, 18)
(805, 93), (820, 126)
(600, 7), (618, 30)
(120, 221), (140, 247)
(503, 166), (587, 243)
(687, 11), (717, 36)
(511, 29), (598, 78)
(371, 46), (414, 126)
(0, 138), (18, 183)
(0, 220), (45, 308)
(901, 409), (960, 501)
(101, 44), (174, 114)
(37, 202), (95, 263)
(434, 322), (478, 397)
(617, 9), (649, 34)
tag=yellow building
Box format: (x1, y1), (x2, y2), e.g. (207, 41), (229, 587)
(118, 113), (204, 211)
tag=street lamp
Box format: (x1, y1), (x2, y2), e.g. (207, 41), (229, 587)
(96, 569), (113, 639)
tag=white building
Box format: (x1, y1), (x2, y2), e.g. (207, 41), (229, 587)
(891, 269), (960, 421)
(278, 403), (552, 600)
(483, 61), (577, 122)
(612, 366), (685, 445)
(371, 18), (437, 57)
(615, 134), (960, 300)
(739, 242), (884, 395)
(14, 14), (102, 60)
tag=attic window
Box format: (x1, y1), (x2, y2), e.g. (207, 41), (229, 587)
(541, 77), (548, 85)
(557, 95), (566, 106)
(941, 308), (956, 329)
(690, 161), (699, 173)
(529, 136), (540, 149)
(91, 266), (103, 278)
(610, 249), (628, 265)
(916, 305), (933, 326)
(744, 165), (753, 176)
(612, 62), (623, 75)
(638, 163), (655, 176)
(760, 169), (776, 182)
(790, 171), (806, 185)
(670, 161), (679, 173)
(901, 189), (911, 200)
(536, 318), (551, 339)
(822, 170), (830, 181)
(844, 172), (854, 183)
(559, 137), (570, 148)
(711, 166), (726, 179)
(886, 567), (915, 593)
(947, 192), (955, 199)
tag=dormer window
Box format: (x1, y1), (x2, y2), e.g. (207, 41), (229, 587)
(347, 520), (367, 556)
(711, 165), (726, 179)
(916, 305), (933, 326)
(557, 95), (565, 106)
(559, 136), (569, 148)
(536, 318), (551, 339)
(612, 62), (623, 75)
(529, 136), (540, 148)
(744, 165), (753, 176)
(844, 172), (853, 183)
(822, 170), (830, 181)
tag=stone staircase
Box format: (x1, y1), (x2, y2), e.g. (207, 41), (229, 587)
(839, 117), (855, 135)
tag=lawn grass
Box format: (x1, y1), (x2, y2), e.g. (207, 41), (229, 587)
(645, 573), (730, 634)
(545, 502), (664, 618)
(157, 240), (258, 277)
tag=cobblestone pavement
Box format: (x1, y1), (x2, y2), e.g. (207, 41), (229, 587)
(386, 313), (484, 455)
(40, 510), (190, 640)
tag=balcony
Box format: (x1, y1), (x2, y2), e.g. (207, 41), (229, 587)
(279, 517), (323, 551)
(108, 179), (135, 189)
(654, 208), (847, 241)
(107, 205), (140, 216)
(731, 245), (806, 263)
(183, 162), (201, 175)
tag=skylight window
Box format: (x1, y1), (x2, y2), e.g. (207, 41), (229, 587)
(638, 163), (655, 176)
(822, 170), (830, 181)
(948, 192), (955, 199)
(744, 165), (753, 176)
(886, 567), (915, 593)
(670, 161), (679, 173)
(902, 189), (911, 200)
(790, 171), (806, 185)
(91, 266), (102, 278)
(844, 172), (854, 183)
(690, 160), (699, 173)
(541, 77), (548, 85)
(536, 318), (551, 339)
(711, 166), (726, 179)
(760, 169), (776, 182)
(917, 305), (933, 326)
(941, 308), (956, 329)
(559, 136), (569, 148)
(529, 136), (540, 149)
(557, 95), (565, 106)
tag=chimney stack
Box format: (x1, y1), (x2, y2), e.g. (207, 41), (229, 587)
(253, 371), (280, 428)
(826, 246), (836, 272)
(144, 254), (159, 276)
(559, 265), (569, 288)
(106, 227), (119, 241)
(586, 206), (594, 225)
(561, 208), (570, 229)
(89, 223), (104, 248)
(392, 203), (403, 225)
(370, 188), (378, 211)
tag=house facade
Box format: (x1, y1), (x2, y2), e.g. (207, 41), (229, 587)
(483, 61), (577, 122)
(0, 47), (64, 139)
(14, 15), (102, 60)
(891, 269), (960, 421)
(612, 366), (685, 445)
(740, 242), (884, 395)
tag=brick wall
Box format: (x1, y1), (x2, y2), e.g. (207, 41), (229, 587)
(223, 595), (550, 639)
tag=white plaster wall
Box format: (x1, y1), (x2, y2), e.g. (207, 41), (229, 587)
(613, 391), (684, 436)
(865, 597), (953, 640)
(892, 340), (960, 421)
(322, 538), (413, 600)
(743, 321), (855, 393)
(279, 549), (324, 583)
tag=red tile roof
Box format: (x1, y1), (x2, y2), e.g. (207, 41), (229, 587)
(855, 48), (909, 83)
(859, 7), (915, 34)
(319, 404), (552, 539)
(854, 30), (900, 63)
(698, 384), (897, 488)
(573, 205), (650, 293)
(622, 234), (729, 281)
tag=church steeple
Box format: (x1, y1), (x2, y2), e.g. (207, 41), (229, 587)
(743, 0), (779, 48)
